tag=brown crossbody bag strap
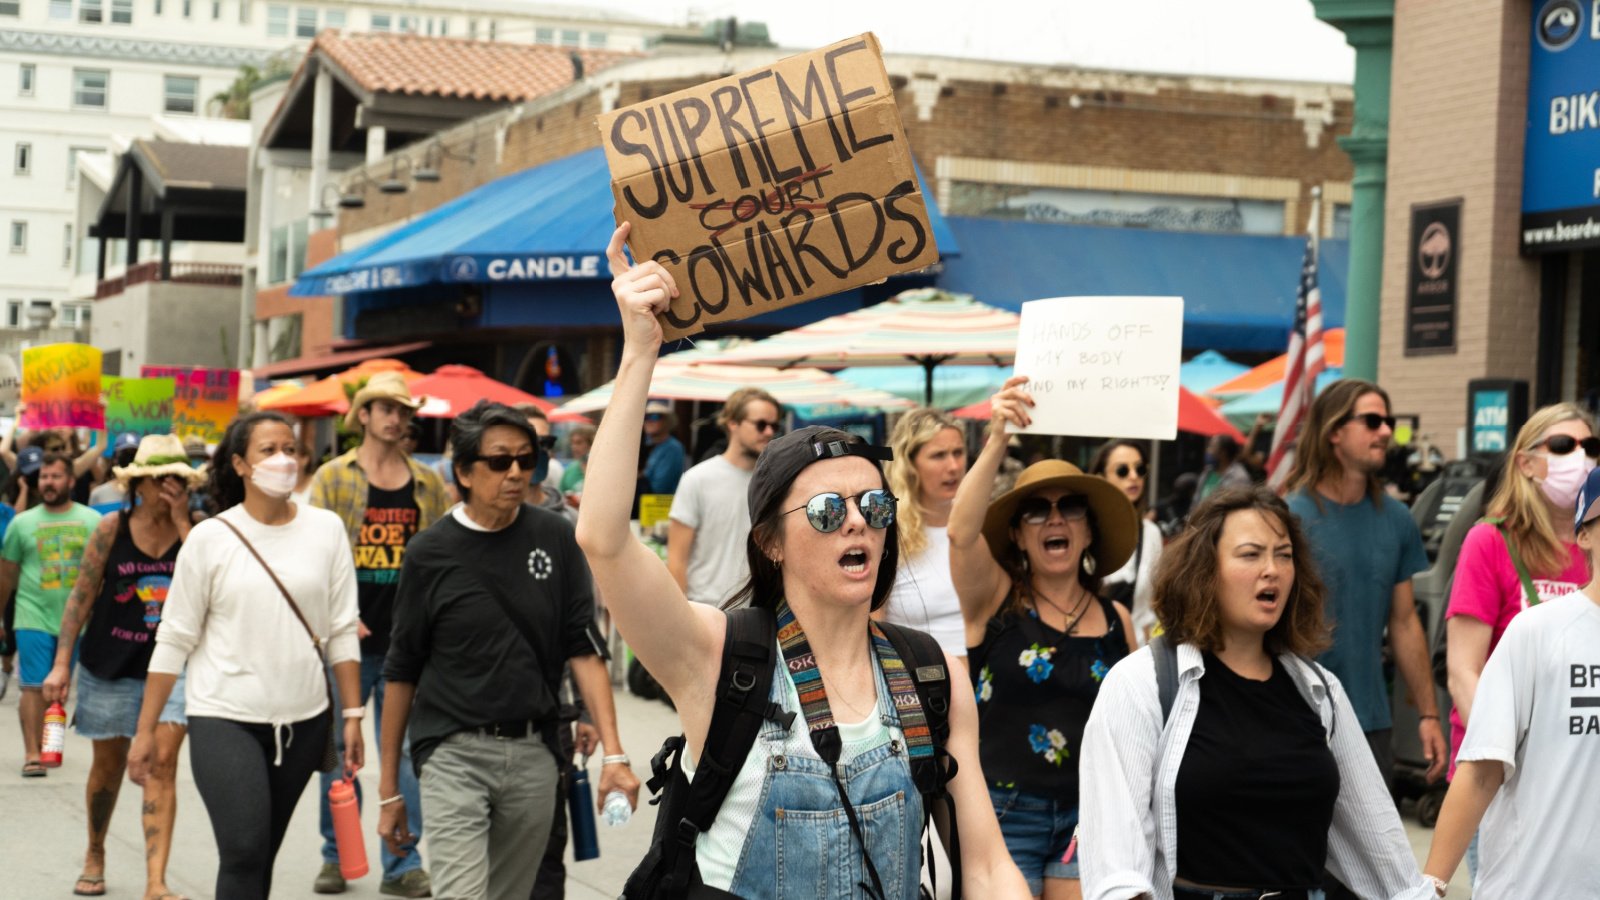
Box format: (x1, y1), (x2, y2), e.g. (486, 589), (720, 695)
(215, 516), (340, 772)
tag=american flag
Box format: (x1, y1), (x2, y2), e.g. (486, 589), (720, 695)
(1266, 195), (1325, 482)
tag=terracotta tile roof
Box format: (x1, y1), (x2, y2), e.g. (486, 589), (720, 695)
(315, 32), (635, 102)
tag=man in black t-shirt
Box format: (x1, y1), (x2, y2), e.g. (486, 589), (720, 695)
(379, 401), (639, 900)
(307, 372), (447, 897)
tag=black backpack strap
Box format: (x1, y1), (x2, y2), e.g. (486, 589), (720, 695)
(1150, 633), (1178, 724)
(876, 622), (962, 900)
(659, 607), (786, 895)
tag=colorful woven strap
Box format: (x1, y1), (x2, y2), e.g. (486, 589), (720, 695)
(774, 602), (931, 761)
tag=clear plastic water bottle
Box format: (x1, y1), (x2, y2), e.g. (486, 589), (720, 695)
(602, 789), (631, 827)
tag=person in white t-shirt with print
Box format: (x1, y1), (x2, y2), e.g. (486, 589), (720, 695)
(667, 388), (781, 606)
(1423, 465), (1600, 899)
(876, 408), (970, 661)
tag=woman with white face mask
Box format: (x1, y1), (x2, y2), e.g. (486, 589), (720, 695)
(1442, 402), (1597, 880)
(127, 412), (362, 899)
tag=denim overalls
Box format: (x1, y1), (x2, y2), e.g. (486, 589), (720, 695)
(706, 647), (926, 900)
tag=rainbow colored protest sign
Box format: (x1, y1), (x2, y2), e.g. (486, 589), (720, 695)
(102, 376), (175, 437)
(22, 343), (104, 430)
(140, 366), (240, 444)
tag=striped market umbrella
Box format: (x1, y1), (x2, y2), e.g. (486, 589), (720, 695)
(712, 289), (1017, 405)
(558, 364), (915, 415)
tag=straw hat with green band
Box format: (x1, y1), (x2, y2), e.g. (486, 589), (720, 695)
(113, 434), (209, 487)
(981, 459), (1139, 574)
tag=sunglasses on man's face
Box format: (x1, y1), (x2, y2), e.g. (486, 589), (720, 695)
(475, 452), (538, 473)
(744, 418), (781, 434)
(783, 489), (897, 533)
(1338, 412), (1397, 432)
(1537, 434), (1600, 459)
(1015, 495), (1090, 526)
(1113, 463), (1148, 479)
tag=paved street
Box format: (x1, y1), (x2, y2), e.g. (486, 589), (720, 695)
(0, 677), (1468, 898)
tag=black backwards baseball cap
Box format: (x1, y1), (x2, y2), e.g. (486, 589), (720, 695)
(746, 426), (894, 524)
(1577, 467), (1600, 530)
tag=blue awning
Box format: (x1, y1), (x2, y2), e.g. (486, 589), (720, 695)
(293, 147), (959, 297)
(936, 217), (1348, 352)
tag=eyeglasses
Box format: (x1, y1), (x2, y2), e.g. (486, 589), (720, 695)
(1113, 463), (1148, 479)
(1337, 412), (1397, 432)
(1537, 434), (1600, 458)
(783, 489), (897, 533)
(1015, 495), (1090, 526)
(744, 418), (780, 434)
(475, 452), (538, 473)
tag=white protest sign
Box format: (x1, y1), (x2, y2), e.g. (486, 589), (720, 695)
(1009, 296), (1184, 440)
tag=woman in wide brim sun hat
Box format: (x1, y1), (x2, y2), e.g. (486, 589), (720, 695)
(947, 373), (1140, 898)
(112, 434), (209, 488)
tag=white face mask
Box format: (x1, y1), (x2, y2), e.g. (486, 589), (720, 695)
(1537, 449), (1596, 509)
(249, 452), (299, 499)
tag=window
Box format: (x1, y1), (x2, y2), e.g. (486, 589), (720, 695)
(436, 17), (446, 36)
(396, 15), (415, 32)
(265, 3), (286, 35)
(154, 0), (161, 12)
(61, 303), (90, 327)
(18, 63), (34, 96)
(238, 0), (249, 24)
(5, 300), (22, 327)
(267, 225), (287, 283)
(486, 19), (495, 40)
(111, 0), (131, 23)
(586, 31), (606, 47)
(289, 218), (308, 278)
(49, 0), (71, 18)
(0, 0), (18, 16)
(212, 0), (220, 19)
(80, 0), (102, 23)
(66, 146), (101, 188)
(72, 69), (108, 108)
(323, 7), (342, 28)
(560, 29), (580, 47)
(294, 6), (315, 37)
(9, 221), (27, 254)
(14, 142), (29, 175)
(466, 17), (476, 38)
(368, 12), (388, 30)
(163, 75), (198, 114)
(181, 0), (190, 16)
(534, 26), (553, 44)
(62, 224), (72, 267)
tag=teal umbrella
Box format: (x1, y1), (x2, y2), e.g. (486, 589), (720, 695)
(1180, 350), (1249, 394)
(834, 365), (1012, 410)
(1219, 368), (1344, 427)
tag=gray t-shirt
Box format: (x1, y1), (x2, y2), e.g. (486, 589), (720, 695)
(670, 455), (754, 606)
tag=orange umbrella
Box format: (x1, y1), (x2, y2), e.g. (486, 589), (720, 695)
(256, 358), (423, 417)
(953, 386), (1244, 441)
(1207, 329), (1345, 397)
(409, 366), (590, 423)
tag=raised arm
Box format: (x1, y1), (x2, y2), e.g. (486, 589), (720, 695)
(74, 430), (104, 477)
(574, 222), (722, 705)
(950, 376), (1031, 642)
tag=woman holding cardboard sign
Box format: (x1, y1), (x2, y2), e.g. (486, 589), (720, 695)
(578, 223), (1029, 900)
(948, 375), (1139, 900)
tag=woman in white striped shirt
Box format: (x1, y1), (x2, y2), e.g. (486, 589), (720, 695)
(1078, 486), (1438, 900)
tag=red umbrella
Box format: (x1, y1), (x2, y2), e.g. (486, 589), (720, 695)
(408, 365), (591, 423)
(953, 387), (1243, 442)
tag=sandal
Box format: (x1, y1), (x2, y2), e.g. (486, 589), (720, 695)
(20, 760), (46, 778)
(72, 874), (106, 896)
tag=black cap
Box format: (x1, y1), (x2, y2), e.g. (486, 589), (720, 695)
(747, 426), (893, 524)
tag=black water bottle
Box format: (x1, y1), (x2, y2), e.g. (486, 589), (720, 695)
(569, 755), (600, 861)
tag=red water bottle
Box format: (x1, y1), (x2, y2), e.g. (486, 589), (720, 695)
(40, 702), (66, 767)
(327, 778), (369, 879)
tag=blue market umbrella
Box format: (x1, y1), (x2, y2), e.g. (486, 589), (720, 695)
(1179, 350), (1250, 394)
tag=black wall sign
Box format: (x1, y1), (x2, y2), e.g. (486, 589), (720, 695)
(1406, 199), (1461, 355)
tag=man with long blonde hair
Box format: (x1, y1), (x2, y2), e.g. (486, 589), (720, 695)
(1284, 380), (1448, 829)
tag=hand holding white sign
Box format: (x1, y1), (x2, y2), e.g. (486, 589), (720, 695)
(1009, 296), (1184, 441)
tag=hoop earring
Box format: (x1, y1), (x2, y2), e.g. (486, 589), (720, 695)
(1081, 553), (1096, 576)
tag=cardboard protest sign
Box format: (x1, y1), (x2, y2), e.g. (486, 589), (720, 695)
(140, 366), (240, 444)
(1010, 297), (1184, 441)
(598, 33), (939, 340)
(0, 354), (20, 408)
(102, 376), (175, 437)
(21, 343), (104, 430)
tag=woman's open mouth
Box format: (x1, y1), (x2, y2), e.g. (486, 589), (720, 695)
(840, 549), (869, 575)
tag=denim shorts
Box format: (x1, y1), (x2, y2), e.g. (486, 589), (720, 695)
(14, 629), (75, 688)
(989, 786), (1079, 893)
(73, 666), (186, 740)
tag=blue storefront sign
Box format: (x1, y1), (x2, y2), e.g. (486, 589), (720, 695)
(1522, 0), (1600, 253)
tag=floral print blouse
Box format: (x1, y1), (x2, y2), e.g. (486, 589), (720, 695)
(970, 596), (1129, 805)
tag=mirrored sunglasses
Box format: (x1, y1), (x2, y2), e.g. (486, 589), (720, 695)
(784, 489), (897, 533)
(1016, 495), (1090, 526)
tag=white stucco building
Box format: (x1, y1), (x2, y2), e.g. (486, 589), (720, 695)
(0, 0), (689, 332)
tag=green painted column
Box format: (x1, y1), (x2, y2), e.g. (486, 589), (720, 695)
(1313, 2), (1393, 382)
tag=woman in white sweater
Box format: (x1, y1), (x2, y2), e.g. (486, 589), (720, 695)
(127, 412), (363, 900)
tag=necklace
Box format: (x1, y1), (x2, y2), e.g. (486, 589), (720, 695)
(1033, 582), (1093, 634)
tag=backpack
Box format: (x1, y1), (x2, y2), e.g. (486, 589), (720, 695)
(1149, 633), (1335, 738)
(621, 607), (961, 900)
